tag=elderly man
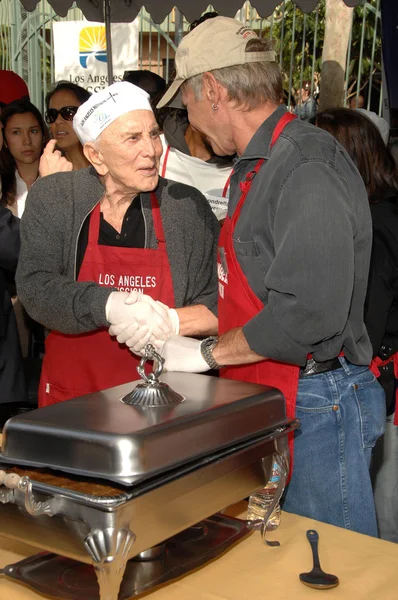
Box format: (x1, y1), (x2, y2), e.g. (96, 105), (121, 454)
(155, 17), (386, 536)
(16, 81), (218, 407)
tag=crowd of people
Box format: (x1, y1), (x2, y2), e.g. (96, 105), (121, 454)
(1, 13), (397, 544)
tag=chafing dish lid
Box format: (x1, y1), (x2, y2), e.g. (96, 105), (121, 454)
(1, 373), (287, 485)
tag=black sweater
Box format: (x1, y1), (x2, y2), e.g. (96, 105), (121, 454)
(365, 193), (398, 358)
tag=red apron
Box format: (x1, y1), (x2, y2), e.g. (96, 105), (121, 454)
(370, 354), (398, 425)
(218, 112), (298, 471)
(39, 192), (175, 407)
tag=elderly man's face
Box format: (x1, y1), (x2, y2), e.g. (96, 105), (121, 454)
(96, 110), (162, 194)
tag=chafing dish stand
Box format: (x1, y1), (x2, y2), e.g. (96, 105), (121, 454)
(0, 347), (298, 600)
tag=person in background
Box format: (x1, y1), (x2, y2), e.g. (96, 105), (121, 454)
(0, 112), (28, 420)
(123, 70), (167, 126)
(349, 93), (365, 109)
(0, 70), (29, 108)
(155, 16), (385, 537)
(45, 81), (91, 170)
(294, 80), (317, 122)
(0, 100), (49, 359)
(0, 75), (71, 421)
(16, 81), (219, 407)
(282, 89), (296, 111)
(155, 10), (233, 222)
(0, 100), (49, 217)
(316, 107), (398, 542)
(355, 108), (390, 146)
(158, 100), (233, 221)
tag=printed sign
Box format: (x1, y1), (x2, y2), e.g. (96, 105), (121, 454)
(53, 21), (139, 92)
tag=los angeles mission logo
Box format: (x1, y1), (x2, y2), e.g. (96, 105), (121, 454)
(218, 261), (228, 299)
(98, 273), (156, 292)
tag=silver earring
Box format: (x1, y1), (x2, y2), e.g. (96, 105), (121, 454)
(211, 103), (219, 111)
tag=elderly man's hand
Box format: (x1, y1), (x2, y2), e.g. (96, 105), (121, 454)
(125, 291), (180, 334)
(39, 140), (73, 177)
(107, 291), (173, 354)
(155, 335), (210, 373)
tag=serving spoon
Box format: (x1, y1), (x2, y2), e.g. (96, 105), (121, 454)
(299, 529), (339, 589)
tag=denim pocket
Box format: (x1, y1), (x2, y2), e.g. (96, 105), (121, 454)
(353, 376), (386, 449)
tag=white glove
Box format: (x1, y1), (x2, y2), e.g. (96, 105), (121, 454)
(157, 335), (210, 373)
(107, 291), (172, 353)
(125, 291), (180, 335)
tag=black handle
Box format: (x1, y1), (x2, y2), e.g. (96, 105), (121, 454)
(306, 529), (321, 569)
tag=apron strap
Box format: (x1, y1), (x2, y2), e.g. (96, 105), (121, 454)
(270, 112), (296, 147)
(151, 192), (167, 249)
(222, 172), (232, 198)
(161, 145), (171, 178)
(231, 112), (297, 227)
(87, 203), (101, 245)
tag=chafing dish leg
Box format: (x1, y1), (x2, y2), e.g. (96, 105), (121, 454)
(84, 527), (136, 600)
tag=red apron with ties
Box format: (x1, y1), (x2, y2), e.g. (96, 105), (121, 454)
(218, 112), (299, 472)
(39, 192), (175, 407)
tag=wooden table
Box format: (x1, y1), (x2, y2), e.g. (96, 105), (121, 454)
(0, 502), (396, 600)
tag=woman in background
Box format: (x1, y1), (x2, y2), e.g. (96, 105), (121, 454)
(45, 81), (91, 170)
(0, 99), (48, 217)
(316, 107), (398, 543)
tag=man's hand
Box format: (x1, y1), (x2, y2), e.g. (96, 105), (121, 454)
(157, 335), (210, 373)
(39, 140), (72, 177)
(107, 291), (173, 354)
(125, 291), (180, 334)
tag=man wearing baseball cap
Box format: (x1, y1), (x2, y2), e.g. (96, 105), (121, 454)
(16, 81), (219, 407)
(157, 17), (385, 536)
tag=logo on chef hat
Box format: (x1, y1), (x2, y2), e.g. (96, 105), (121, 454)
(79, 26), (107, 68)
(93, 111), (112, 126)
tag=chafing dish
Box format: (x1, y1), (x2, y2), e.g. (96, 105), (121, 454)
(0, 349), (297, 600)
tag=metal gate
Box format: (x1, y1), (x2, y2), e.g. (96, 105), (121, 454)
(0, 0), (382, 115)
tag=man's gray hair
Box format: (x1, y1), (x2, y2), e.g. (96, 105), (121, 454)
(182, 38), (283, 110)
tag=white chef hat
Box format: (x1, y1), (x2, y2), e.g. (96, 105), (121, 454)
(73, 81), (153, 145)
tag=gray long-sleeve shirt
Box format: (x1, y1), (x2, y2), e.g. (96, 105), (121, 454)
(231, 105), (373, 367)
(16, 168), (219, 334)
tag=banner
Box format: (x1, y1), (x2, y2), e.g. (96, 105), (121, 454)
(53, 21), (139, 92)
(381, 0), (398, 131)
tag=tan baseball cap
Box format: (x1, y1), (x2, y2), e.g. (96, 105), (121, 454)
(157, 16), (276, 109)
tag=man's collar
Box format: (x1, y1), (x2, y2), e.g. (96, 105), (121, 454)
(236, 104), (288, 163)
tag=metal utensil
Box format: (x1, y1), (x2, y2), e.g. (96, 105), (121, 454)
(299, 530), (339, 589)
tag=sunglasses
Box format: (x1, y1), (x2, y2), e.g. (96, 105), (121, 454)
(45, 106), (78, 124)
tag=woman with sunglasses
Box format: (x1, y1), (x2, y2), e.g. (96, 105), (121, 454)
(45, 81), (91, 170)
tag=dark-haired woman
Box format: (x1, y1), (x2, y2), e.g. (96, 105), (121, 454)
(317, 107), (398, 542)
(0, 100), (49, 359)
(45, 81), (91, 170)
(0, 100), (48, 217)
(0, 115), (28, 418)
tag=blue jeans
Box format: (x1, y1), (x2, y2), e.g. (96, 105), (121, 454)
(282, 358), (386, 537)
